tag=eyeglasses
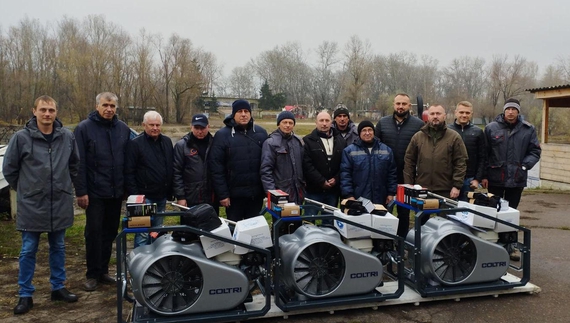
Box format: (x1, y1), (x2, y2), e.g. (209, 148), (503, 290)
(101, 103), (116, 108)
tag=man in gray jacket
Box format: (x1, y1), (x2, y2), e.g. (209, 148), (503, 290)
(3, 95), (80, 314)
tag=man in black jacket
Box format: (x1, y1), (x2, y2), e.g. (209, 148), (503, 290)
(173, 113), (218, 224)
(375, 93), (424, 237)
(303, 111), (346, 221)
(125, 111), (173, 248)
(447, 101), (487, 201)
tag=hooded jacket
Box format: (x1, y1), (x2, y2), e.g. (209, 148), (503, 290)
(3, 117), (80, 232)
(484, 114), (541, 188)
(260, 129), (305, 204)
(340, 137), (398, 205)
(447, 121), (487, 182)
(73, 110), (131, 198)
(208, 115), (268, 200)
(404, 123), (468, 192)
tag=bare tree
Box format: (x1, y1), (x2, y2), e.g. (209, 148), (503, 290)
(341, 35), (372, 113)
(311, 41), (340, 110)
(227, 65), (257, 98)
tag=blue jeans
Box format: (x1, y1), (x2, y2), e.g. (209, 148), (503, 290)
(19, 230), (66, 297)
(304, 191), (339, 225)
(134, 198), (166, 248)
(459, 177), (475, 202)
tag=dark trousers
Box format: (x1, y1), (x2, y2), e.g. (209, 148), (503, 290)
(225, 196), (264, 222)
(396, 205), (411, 238)
(84, 197), (122, 279)
(304, 191), (339, 225)
(487, 186), (524, 209)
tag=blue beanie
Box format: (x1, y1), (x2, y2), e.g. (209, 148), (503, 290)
(232, 99), (252, 116)
(277, 111), (296, 125)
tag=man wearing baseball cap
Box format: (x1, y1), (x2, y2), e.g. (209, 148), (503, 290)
(173, 113), (219, 223)
(332, 104), (359, 145)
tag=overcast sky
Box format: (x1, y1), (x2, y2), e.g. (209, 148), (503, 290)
(1, 0), (567, 76)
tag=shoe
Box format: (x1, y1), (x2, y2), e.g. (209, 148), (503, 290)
(83, 278), (98, 291)
(510, 251), (521, 261)
(14, 297), (33, 314)
(51, 288), (78, 303)
(98, 273), (116, 285)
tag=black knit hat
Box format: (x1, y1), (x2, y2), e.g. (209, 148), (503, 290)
(277, 111), (296, 125)
(357, 120), (375, 134)
(232, 99), (252, 116)
(334, 106), (350, 119)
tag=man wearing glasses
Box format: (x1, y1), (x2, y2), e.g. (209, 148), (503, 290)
(73, 92), (131, 292)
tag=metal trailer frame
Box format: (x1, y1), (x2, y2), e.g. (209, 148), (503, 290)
(390, 200), (531, 298)
(115, 211), (272, 323)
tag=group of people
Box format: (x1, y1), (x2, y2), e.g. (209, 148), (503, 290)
(3, 91), (541, 315)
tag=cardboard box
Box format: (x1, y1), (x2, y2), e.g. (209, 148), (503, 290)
(199, 221), (233, 258)
(126, 216), (151, 228)
(127, 195), (145, 204)
(370, 212), (399, 239)
(494, 207), (520, 233)
(267, 190), (289, 209)
(280, 203), (300, 217)
(452, 201), (498, 229)
(126, 203), (156, 217)
(333, 210), (371, 239)
(232, 215), (273, 254)
(232, 231), (252, 255)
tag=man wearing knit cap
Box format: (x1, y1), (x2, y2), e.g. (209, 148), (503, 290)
(209, 99), (268, 221)
(260, 110), (305, 204)
(340, 120), (397, 206)
(482, 98), (541, 210)
(332, 104), (359, 144)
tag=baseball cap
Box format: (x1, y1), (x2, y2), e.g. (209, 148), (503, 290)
(191, 113), (209, 127)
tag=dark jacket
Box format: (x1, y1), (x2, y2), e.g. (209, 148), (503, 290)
(340, 138), (398, 205)
(404, 124), (468, 191)
(448, 121), (487, 182)
(375, 113), (424, 183)
(173, 132), (215, 204)
(260, 129), (305, 204)
(332, 120), (359, 145)
(125, 132), (174, 200)
(302, 128), (346, 194)
(3, 117), (80, 232)
(73, 110), (131, 198)
(208, 116), (268, 200)
(484, 114), (541, 188)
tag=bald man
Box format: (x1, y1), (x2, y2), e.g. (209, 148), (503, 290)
(303, 111), (347, 219)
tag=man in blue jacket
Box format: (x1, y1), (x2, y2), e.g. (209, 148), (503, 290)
(74, 92), (131, 291)
(340, 121), (398, 206)
(209, 99), (268, 221)
(4, 95), (80, 314)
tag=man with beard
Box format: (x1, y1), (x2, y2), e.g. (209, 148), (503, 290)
(331, 105), (359, 145)
(375, 93), (424, 237)
(302, 111), (347, 220)
(404, 104), (468, 199)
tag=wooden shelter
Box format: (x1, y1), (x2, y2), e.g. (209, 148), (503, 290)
(527, 84), (570, 190)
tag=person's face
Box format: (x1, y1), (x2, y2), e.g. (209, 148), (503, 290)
(455, 105), (473, 125)
(316, 112), (332, 133)
(504, 107), (519, 124)
(191, 124), (210, 139)
(335, 114), (349, 129)
(278, 119), (295, 134)
(428, 105), (446, 127)
(393, 95), (412, 117)
(33, 100), (57, 127)
(96, 98), (117, 120)
(143, 117), (162, 139)
(234, 109), (251, 126)
(359, 127), (375, 143)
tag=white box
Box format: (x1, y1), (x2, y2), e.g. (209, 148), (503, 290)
(494, 207), (520, 233)
(199, 221), (233, 258)
(232, 231), (252, 255)
(333, 210), (371, 239)
(370, 212), (399, 239)
(453, 201), (498, 229)
(232, 215), (273, 254)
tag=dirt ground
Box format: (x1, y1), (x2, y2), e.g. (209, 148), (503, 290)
(0, 191), (568, 323)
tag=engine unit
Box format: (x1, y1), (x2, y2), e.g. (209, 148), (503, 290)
(406, 217), (509, 286)
(279, 225), (383, 299)
(126, 234), (250, 316)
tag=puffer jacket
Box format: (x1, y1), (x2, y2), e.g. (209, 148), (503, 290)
(3, 117), (80, 232)
(302, 128), (346, 194)
(332, 120), (359, 145)
(340, 138), (398, 205)
(404, 124), (468, 191)
(260, 129), (305, 204)
(484, 114), (541, 188)
(208, 116), (268, 200)
(173, 132), (216, 204)
(375, 113), (424, 183)
(73, 110), (131, 198)
(448, 121), (487, 182)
